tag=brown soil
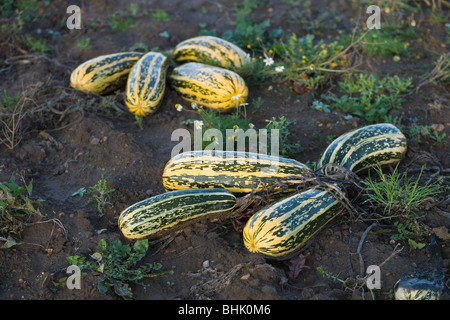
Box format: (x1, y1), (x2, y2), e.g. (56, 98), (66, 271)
(0, 0), (449, 301)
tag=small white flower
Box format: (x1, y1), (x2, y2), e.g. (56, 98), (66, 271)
(263, 57), (274, 66)
(175, 104), (183, 112)
(275, 66), (285, 72)
(231, 94), (242, 101)
(248, 123), (255, 129)
(213, 137), (220, 146)
(393, 55), (400, 62)
(191, 102), (198, 109)
(233, 125), (239, 130)
(194, 120), (204, 130)
(384, 7), (390, 13)
(411, 20), (416, 27)
(309, 64), (315, 71)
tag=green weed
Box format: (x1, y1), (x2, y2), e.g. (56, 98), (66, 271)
(267, 33), (361, 89)
(0, 91), (20, 113)
(288, 1), (344, 35)
(67, 239), (172, 300)
(384, 115), (448, 146)
(264, 116), (300, 158)
(108, 13), (138, 32)
(134, 115), (144, 130)
(316, 266), (349, 288)
(88, 176), (115, 216)
(179, 103), (254, 151)
(224, 0), (275, 49)
(151, 10), (169, 21)
(319, 74), (412, 123)
(362, 163), (442, 244)
(0, 175), (42, 237)
(76, 37), (91, 51)
(21, 35), (49, 55)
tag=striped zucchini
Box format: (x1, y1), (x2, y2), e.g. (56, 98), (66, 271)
(169, 62), (248, 112)
(118, 189), (236, 239)
(242, 187), (345, 259)
(70, 52), (143, 95)
(394, 277), (443, 300)
(162, 150), (312, 195)
(125, 52), (169, 117)
(316, 123), (407, 174)
(173, 36), (250, 73)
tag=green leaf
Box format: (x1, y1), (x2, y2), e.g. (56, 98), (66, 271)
(133, 239), (149, 259)
(0, 236), (21, 248)
(408, 239), (426, 250)
(113, 281), (133, 300)
(71, 187), (87, 197)
(97, 278), (110, 294)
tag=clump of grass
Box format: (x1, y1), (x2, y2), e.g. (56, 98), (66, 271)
(67, 239), (172, 300)
(362, 163), (443, 243)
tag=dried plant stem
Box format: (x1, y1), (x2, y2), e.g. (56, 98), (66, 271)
(415, 53), (450, 92)
(0, 92), (29, 150)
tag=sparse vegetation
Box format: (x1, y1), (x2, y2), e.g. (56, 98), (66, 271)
(0, 175), (42, 238)
(87, 176), (115, 217)
(317, 74), (412, 123)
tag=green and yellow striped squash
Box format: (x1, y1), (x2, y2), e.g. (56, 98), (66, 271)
(124, 52), (169, 117)
(70, 52), (143, 95)
(394, 277), (443, 300)
(162, 150), (312, 195)
(118, 189), (236, 239)
(316, 123), (407, 174)
(169, 62), (248, 112)
(243, 187), (345, 259)
(173, 36), (250, 73)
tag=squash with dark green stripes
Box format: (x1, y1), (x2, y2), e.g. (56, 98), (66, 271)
(162, 151), (312, 195)
(394, 234), (444, 300)
(316, 123), (407, 174)
(124, 52), (169, 117)
(173, 36), (250, 73)
(242, 187), (345, 259)
(118, 189), (236, 239)
(169, 62), (248, 112)
(70, 52), (143, 95)
(394, 277), (443, 300)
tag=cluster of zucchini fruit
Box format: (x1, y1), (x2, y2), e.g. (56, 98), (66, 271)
(70, 35), (442, 300)
(70, 36), (250, 117)
(118, 123), (408, 260)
